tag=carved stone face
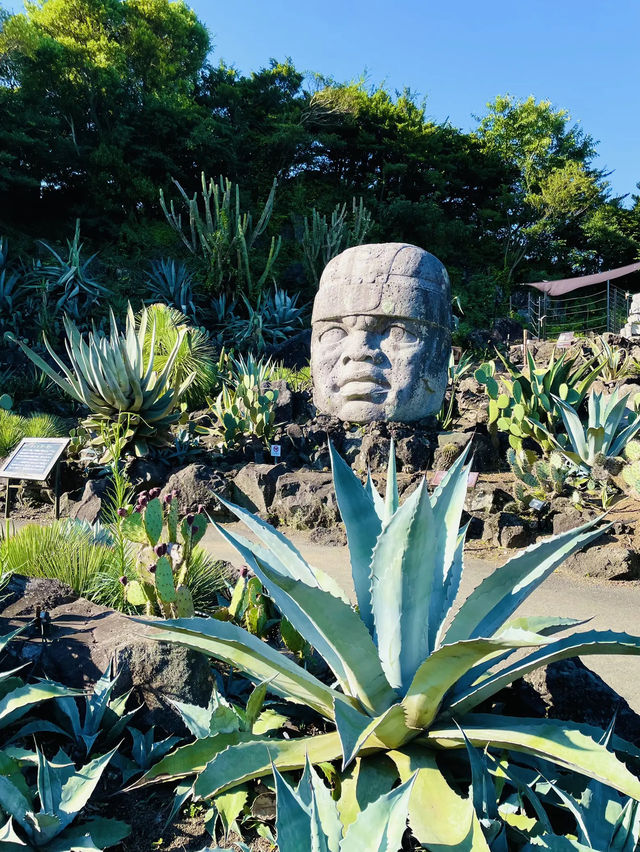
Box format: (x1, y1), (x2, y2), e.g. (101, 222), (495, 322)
(311, 243), (451, 423)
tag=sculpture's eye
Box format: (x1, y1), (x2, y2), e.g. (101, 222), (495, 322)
(385, 324), (418, 344)
(319, 326), (347, 344)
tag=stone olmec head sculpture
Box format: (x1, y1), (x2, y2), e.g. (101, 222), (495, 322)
(311, 243), (451, 423)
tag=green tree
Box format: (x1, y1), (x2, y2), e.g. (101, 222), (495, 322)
(0, 0), (210, 235)
(475, 94), (605, 284)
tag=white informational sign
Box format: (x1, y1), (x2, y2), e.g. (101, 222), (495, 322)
(0, 437), (70, 481)
(270, 444), (281, 458)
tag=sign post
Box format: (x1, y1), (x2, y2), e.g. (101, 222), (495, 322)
(0, 438), (70, 522)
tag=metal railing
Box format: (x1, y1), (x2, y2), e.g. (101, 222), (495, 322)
(527, 282), (630, 338)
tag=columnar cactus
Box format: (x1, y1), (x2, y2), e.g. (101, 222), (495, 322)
(120, 488), (207, 617)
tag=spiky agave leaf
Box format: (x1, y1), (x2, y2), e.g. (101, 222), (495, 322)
(139, 441), (640, 845)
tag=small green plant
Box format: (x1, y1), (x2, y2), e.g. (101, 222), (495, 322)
(507, 446), (570, 511)
(532, 389), (640, 470)
(146, 258), (196, 319)
(271, 363), (312, 392)
(586, 335), (632, 383)
(160, 173), (280, 301)
(209, 380), (278, 448)
(226, 352), (275, 387)
(0, 746), (129, 849)
(120, 491), (208, 618)
(437, 349), (473, 430)
(475, 347), (605, 452)
(33, 219), (111, 321)
(51, 661), (138, 757)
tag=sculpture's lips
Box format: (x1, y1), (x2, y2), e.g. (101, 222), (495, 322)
(338, 372), (390, 399)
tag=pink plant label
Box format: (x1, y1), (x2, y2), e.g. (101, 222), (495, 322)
(432, 470), (478, 488)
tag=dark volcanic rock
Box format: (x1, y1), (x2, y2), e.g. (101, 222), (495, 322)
(70, 478), (110, 524)
(160, 463), (229, 516)
(230, 462), (287, 514)
(501, 658), (640, 747)
(0, 585), (214, 735)
(270, 470), (339, 528)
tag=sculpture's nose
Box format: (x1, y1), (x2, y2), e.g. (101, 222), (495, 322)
(341, 330), (381, 364)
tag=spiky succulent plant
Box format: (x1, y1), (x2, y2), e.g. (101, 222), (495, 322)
(7, 305), (194, 456)
(136, 444), (640, 848)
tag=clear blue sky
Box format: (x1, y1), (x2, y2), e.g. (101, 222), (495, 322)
(5, 0), (639, 202)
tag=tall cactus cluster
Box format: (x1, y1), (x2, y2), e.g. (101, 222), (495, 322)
(119, 489), (208, 617)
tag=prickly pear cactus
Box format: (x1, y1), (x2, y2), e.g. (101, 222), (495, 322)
(154, 555), (176, 603)
(175, 584), (195, 617)
(120, 489), (209, 617)
(144, 498), (164, 545)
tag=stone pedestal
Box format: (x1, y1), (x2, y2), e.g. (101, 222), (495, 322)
(620, 294), (640, 339)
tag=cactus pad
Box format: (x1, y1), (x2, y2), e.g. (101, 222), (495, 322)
(167, 500), (178, 542)
(144, 497), (164, 545)
(121, 511), (146, 543)
(174, 584), (195, 617)
(154, 555), (176, 603)
(124, 580), (148, 606)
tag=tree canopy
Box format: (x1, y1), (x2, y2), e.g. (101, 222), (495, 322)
(1, 0), (639, 328)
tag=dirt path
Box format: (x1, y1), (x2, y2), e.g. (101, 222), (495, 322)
(203, 522), (640, 711)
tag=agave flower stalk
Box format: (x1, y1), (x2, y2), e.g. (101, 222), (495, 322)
(7, 305), (194, 456)
(136, 444), (640, 848)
